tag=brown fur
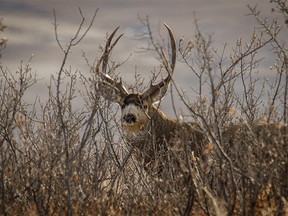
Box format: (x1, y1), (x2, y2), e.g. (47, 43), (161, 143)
(223, 122), (288, 145)
(124, 104), (208, 173)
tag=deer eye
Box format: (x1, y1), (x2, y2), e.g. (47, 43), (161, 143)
(142, 105), (148, 109)
(121, 104), (126, 109)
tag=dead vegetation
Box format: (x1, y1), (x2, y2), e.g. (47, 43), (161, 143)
(0, 2), (288, 215)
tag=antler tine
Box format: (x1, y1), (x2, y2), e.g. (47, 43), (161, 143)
(95, 27), (128, 95)
(102, 27), (123, 75)
(163, 23), (176, 75)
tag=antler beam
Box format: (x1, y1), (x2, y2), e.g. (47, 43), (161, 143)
(142, 23), (176, 100)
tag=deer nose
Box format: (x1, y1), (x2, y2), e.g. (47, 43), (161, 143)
(123, 114), (136, 124)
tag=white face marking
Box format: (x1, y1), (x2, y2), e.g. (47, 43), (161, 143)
(121, 103), (150, 138)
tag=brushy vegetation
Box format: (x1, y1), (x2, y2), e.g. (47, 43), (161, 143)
(0, 1), (288, 215)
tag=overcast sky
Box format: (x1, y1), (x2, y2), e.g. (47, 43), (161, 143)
(0, 0), (286, 116)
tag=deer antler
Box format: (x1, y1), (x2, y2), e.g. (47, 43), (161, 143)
(161, 23), (176, 78)
(95, 24), (176, 104)
(142, 23), (176, 101)
(95, 27), (128, 97)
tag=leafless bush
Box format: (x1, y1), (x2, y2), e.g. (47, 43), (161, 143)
(173, 2), (287, 215)
(0, 2), (287, 215)
(0, 18), (7, 59)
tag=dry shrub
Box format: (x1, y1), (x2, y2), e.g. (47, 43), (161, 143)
(0, 2), (287, 215)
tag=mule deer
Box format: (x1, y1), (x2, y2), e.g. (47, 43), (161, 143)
(95, 24), (208, 173)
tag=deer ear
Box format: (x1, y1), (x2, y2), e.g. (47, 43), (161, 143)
(142, 82), (169, 104)
(98, 81), (127, 105)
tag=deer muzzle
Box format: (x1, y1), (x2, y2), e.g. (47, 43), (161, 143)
(123, 114), (136, 124)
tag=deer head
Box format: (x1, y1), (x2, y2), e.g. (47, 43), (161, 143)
(95, 24), (176, 134)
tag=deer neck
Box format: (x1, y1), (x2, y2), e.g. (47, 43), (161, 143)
(147, 105), (178, 140)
